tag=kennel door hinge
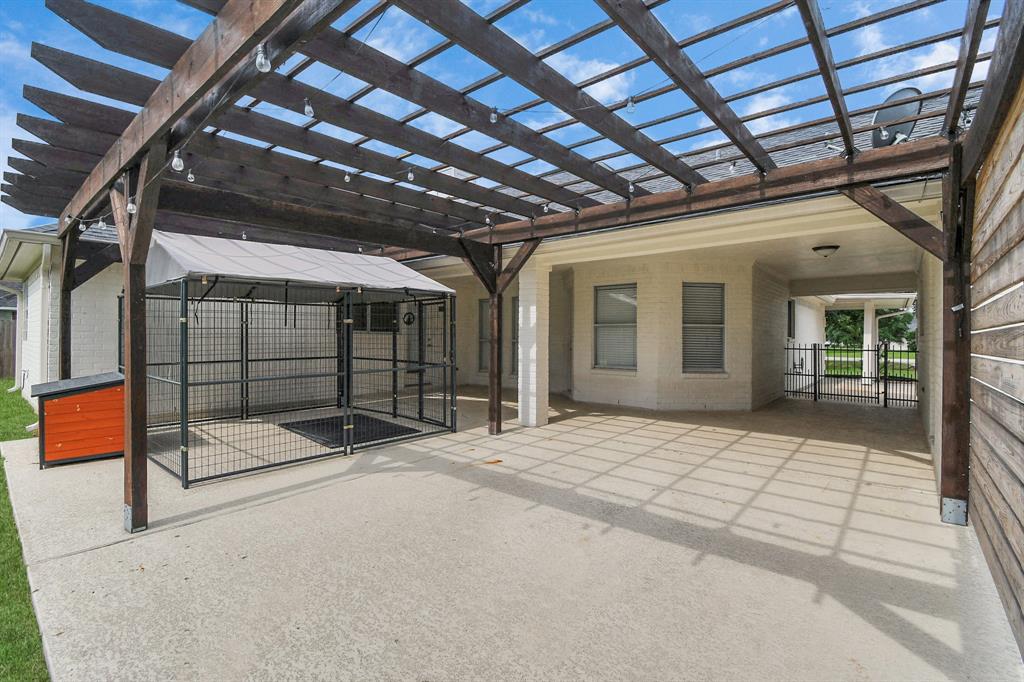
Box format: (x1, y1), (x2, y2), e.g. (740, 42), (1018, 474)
(180, 446), (188, 453)
(343, 318), (353, 324)
(179, 317), (188, 324)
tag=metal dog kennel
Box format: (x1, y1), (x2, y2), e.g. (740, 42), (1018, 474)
(123, 232), (456, 487)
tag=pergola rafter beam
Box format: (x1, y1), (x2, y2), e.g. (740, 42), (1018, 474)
(23, 85), (497, 226)
(54, 0), (352, 233)
(29, 44), (534, 219)
(839, 184), (945, 258)
(795, 0), (856, 156)
(595, 0), (776, 174)
(393, 0), (706, 189)
(943, 0), (992, 136)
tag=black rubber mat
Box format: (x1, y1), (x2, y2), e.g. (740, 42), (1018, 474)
(280, 413), (420, 448)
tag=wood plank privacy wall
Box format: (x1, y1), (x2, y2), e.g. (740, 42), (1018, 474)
(969, 76), (1024, 653)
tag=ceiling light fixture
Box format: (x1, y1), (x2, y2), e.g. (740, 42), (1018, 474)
(812, 244), (840, 258)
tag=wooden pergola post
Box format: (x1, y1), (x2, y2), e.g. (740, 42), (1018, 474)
(940, 142), (972, 525)
(110, 143), (164, 533)
(58, 227), (79, 379)
(487, 285), (503, 435)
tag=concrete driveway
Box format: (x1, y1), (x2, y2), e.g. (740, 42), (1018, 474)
(4, 390), (1020, 680)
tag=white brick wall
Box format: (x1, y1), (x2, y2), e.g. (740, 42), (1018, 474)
(517, 260), (550, 426)
(70, 263), (123, 377)
(751, 265), (788, 409)
(570, 251), (755, 411)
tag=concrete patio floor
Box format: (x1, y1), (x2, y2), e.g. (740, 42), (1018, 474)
(4, 389), (1020, 680)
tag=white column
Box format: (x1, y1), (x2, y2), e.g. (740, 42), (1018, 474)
(518, 260), (551, 427)
(862, 300), (876, 384)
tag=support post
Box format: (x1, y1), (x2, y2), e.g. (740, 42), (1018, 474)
(862, 301), (876, 385)
(417, 300), (425, 421)
(391, 311), (398, 417)
(487, 289), (502, 435)
(449, 294), (457, 433)
(517, 260), (551, 427)
(111, 141), (164, 533)
(812, 343), (820, 402)
(58, 228), (79, 379)
(940, 143), (971, 525)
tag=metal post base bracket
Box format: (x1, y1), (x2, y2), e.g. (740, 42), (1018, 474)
(941, 497), (968, 526)
(123, 505), (147, 533)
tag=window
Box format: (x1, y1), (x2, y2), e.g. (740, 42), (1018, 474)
(478, 299), (490, 372)
(682, 283), (725, 372)
(787, 299), (796, 339)
(594, 284), (637, 369)
(352, 302), (397, 332)
(511, 296), (519, 376)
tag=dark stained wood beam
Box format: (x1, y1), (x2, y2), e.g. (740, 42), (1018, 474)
(58, 228), (79, 379)
(71, 242), (120, 289)
(54, 0), (351, 232)
(596, 0), (776, 174)
(48, 0), (590, 209)
(301, 32), (638, 199)
(795, 0), (856, 156)
(468, 136), (951, 244)
(394, 0), (706, 189)
(940, 142), (971, 524)
(17, 114), (116, 157)
(943, 0), (992, 136)
(24, 85), (495, 226)
(1, 194), (60, 218)
(961, 0), (1024, 179)
(12, 138), (96, 173)
(154, 211), (361, 252)
(30, 44), (533, 219)
(8, 158), (86, 189)
(156, 181), (494, 263)
(497, 239), (541, 295)
(839, 184), (945, 259)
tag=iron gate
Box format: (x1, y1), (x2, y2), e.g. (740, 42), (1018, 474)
(784, 343), (918, 407)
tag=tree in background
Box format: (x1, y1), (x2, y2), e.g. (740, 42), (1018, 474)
(825, 309), (915, 346)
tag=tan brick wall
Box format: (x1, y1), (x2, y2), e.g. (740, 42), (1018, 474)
(751, 265), (788, 409)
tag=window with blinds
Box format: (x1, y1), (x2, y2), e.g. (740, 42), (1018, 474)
(682, 283), (725, 372)
(478, 298), (489, 372)
(594, 284), (637, 369)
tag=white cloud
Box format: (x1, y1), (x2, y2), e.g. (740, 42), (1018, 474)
(545, 53), (633, 105)
(739, 91), (799, 135)
(366, 9), (435, 62)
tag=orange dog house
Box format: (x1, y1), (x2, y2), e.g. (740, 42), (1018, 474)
(32, 372), (125, 468)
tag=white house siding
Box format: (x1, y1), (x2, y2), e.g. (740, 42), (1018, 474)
(751, 265), (788, 410)
(791, 297), (826, 344)
(21, 266), (43, 405)
(917, 251), (944, 483)
(570, 251), (754, 411)
(548, 269), (573, 396)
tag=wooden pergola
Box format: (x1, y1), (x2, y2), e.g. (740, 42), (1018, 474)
(1, 0), (1020, 533)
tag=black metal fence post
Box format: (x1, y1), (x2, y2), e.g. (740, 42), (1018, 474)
(450, 294), (457, 432)
(883, 342), (890, 408)
(344, 291), (354, 455)
(179, 279), (189, 489)
(240, 300), (248, 420)
(391, 313), (398, 417)
(812, 343), (820, 402)
(417, 300), (425, 421)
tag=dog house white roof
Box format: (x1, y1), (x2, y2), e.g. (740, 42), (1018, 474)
(145, 231), (453, 293)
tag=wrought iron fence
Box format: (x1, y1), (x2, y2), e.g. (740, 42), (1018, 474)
(784, 343), (917, 407)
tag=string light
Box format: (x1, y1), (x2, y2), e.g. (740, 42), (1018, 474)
(186, 169), (195, 183)
(303, 97), (315, 118)
(542, 203), (549, 213)
(406, 169), (415, 182)
(126, 199), (137, 215)
(729, 161), (737, 174)
(241, 231), (247, 240)
(627, 181), (635, 195)
(626, 96), (636, 113)
(97, 218), (106, 229)
(170, 149), (184, 172)
(485, 215), (492, 226)
(489, 107), (499, 124)
(344, 172), (351, 183)
(255, 44), (271, 73)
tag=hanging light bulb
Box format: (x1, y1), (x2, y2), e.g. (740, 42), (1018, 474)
(255, 43), (271, 73)
(627, 181), (635, 195)
(542, 203), (549, 213)
(170, 149), (184, 172)
(336, 285), (341, 293)
(358, 245), (364, 253)
(78, 222), (87, 232)
(126, 199), (137, 215)
(485, 215), (492, 226)
(186, 168), (195, 183)
(97, 217), (106, 229)
(626, 95), (636, 113)
(241, 231), (247, 240)
(344, 172), (351, 183)
(63, 215), (71, 225)
(489, 107), (498, 124)
(729, 160), (737, 174)
(303, 97), (315, 118)
(406, 169), (415, 182)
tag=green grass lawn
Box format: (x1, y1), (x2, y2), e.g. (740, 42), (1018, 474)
(0, 377), (49, 681)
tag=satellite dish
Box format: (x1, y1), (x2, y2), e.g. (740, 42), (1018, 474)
(871, 87), (922, 148)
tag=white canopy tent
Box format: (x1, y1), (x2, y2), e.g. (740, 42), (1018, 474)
(145, 231), (453, 294)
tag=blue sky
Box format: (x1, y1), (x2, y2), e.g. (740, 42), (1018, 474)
(0, 0), (1003, 229)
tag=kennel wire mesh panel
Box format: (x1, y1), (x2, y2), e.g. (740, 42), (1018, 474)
(124, 278), (456, 486)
